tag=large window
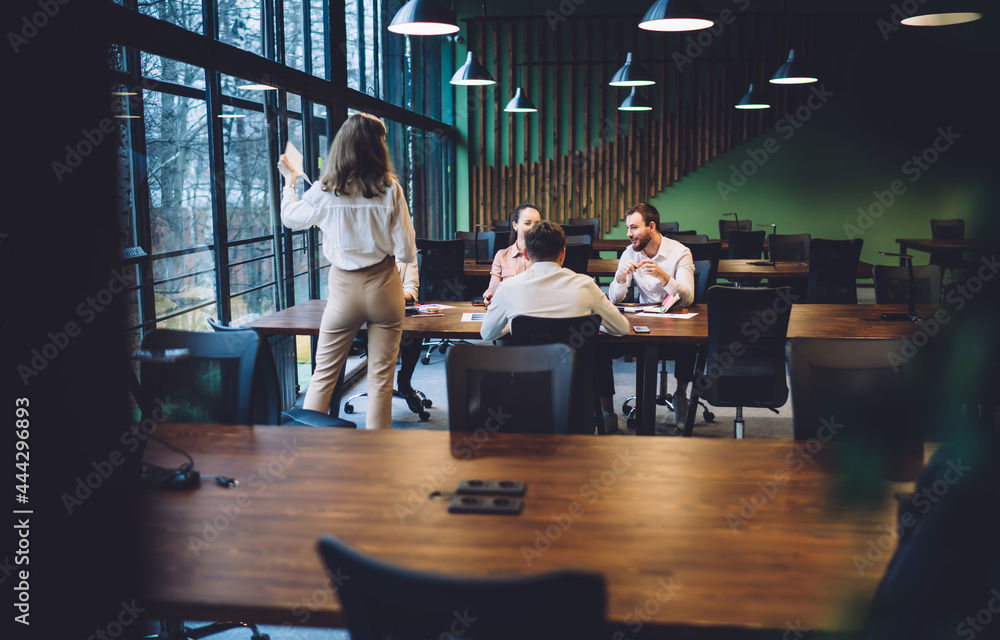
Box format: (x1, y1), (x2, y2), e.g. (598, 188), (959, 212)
(114, 0), (457, 341)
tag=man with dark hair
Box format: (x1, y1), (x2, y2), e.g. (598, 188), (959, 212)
(602, 202), (696, 432)
(480, 221), (629, 342)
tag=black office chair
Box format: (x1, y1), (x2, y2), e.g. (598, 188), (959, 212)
(446, 343), (575, 434)
(930, 218), (966, 282)
(316, 535), (607, 640)
(727, 229), (766, 259)
(137, 328), (274, 640)
(658, 221), (680, 234)
(719, 217), (751, 240)
(207, 319), (356, 427)
(455, 230), (496, 263)
(789, 338), (921, 444)
(562, 242), (591, 275)
(417, 238), (468, 363)
(138, 328), (258, 425)
(561, 223), (594, 241)
(680, 240), (722, 278)
(491, 219), (512, 254)
(341, 334), (433, 422)
(807, 238), (863, 303)
(873, 264), (942, 304)
(511, 314), (605, 435)
(564, 234), (593, 246)
(767, 233), (811, 298)
(621, 260), (716, 429)
(567, 217), (600, 241)
(682, 286), (792, 438)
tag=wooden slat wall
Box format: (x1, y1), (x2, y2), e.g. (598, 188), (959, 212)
(467, 15), (816, 234)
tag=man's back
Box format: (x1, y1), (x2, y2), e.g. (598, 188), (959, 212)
(480, 262), (629, 340)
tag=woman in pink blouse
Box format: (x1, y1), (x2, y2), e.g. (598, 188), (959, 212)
(482, 203), (542, 305)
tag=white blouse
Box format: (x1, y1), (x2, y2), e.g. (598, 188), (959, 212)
(281, 179), (416, 271)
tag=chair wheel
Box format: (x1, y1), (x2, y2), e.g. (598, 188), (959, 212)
(422, 399), (432, 408)
(344, 404), (354, 414)
(440, 343), (449, 355)
(704, 411), (715, 422)
(420, 357), (430, 365)
(626, 416), (636, 430)
(620, 402), (630, 415)
(419, 411), (430, 421)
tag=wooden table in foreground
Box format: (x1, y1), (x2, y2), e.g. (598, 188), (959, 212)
(143, 425), (920, 638)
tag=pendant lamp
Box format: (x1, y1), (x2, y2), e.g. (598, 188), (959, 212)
(735, 83), (769, 109)
(619, 88), (652, 111)
(451, 52), (496, 85)
(769, 49), (817, 85)
(388, 0), (459, 36)
(610, 53), (655, 87)
(504, 87), (537, 113)
(639, 0), (714, 32)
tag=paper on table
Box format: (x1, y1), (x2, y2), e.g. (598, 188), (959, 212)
(282, 141), (312, 184)
(636, 312), (699, 319)
(418, 304), (456, 310)
(461, 313), (486, 322)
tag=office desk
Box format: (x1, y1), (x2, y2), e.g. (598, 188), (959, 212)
(249, 301), (707, 436)
(717, 260), (874, 282)
(142, 424), (913, 637)
(895, 238), (981, 266)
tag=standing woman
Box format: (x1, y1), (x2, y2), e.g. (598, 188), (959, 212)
(482, 203), (542, 305)
(279, 113), (416, 429)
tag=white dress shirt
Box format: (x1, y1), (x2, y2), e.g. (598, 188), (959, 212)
(480, 261), (630, 341)
(281, 179), (416, 270)
(608, 236), (695, 306)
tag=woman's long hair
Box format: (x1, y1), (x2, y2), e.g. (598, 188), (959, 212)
(320, 113), (396, 198)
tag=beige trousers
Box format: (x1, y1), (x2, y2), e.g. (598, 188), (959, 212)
(303, 256), (404, 429)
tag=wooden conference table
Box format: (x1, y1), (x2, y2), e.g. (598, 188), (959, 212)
(895, 238), (981, 266)
(249, 302), (933, 436)
(466, 258), (874, 282)
(142, 424), (921, 638)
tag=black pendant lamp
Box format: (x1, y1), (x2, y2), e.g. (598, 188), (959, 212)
(388, 0), (459, 36)
(451, 52), (496, 85)
(639, 0), (714, 32)
(735, 83), (769, 110)
(504, 87), (537, 113)
(769, 49), (817, 85)
(610, 53), (655, 87)
(619, 88), (652, 111)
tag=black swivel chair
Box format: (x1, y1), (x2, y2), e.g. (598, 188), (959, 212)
(564, 235), (592, 246)
(873, 264), (942, 304)
(561, 224), (594, 243)
(446, 343), (575, 433)
(137, 328), (273, 640)
(138, 328), (258, 425)
(621, 260), (716, 429)
(930, 218), (966, 282)
(511, 314), (605, 435)
(491, 219), (512, 254)
(680, 240), (722, 282)
(316, 535), (607, 640)
(727, 229), (766, 259)
(682, 286), (792, 438)
(807, 238), (863, 303)
(719, 217), (751, 240)
(567, 217), (600, 241)
(455, 230), (496, 263)
(562, 242), (592, 275)
(417, 238), (468, 363)
(207, 319), (356, 427)
(767, 233), (811, 298)
(658, 221), (680, 234)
